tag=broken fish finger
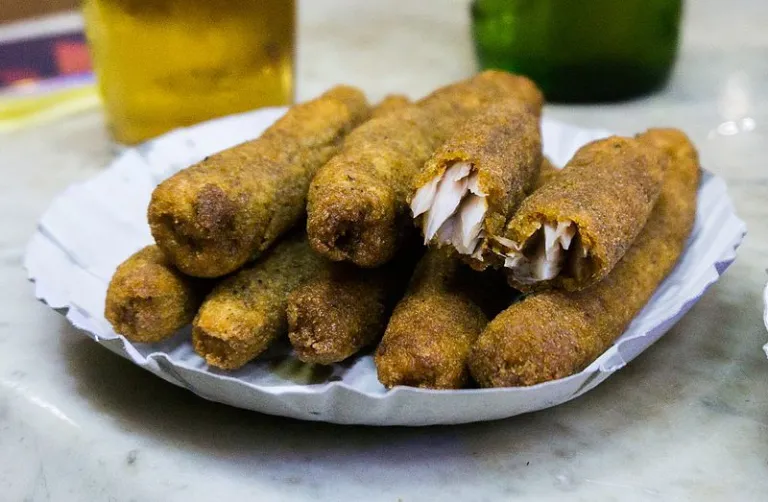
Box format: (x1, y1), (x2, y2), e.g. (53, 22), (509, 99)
(374, 161), (560, 389)
(496, 136), (667, 291)
(410, 99), (542, 264)
(469, 128), (700, 387)
(307, 71), (543, 268)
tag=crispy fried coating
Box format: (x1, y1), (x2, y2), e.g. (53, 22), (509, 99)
(192, 233), (327, 370)
(148, 86), (370, 278)
(417, 70), (543, 136)
(532, 157), (559, 191)
(411, 99), (542, 263)
(307, 71), (543, 268)
(287, 250), (418, 365)
(499, 136), (667, 291)
(375, 248), (514, 389)
(375, 158), (557, 389)
(307, 105), (440, 267)
(105, 246), (208, 343)
(469, 129), (700, 387)
(286, 265), (390, 365)
(371, 94), (412, 118)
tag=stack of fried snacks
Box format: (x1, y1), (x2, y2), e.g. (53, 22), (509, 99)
(495, 136), (667, 292)
(102, 73), (703, 393)
(105, 245), (210, 343)
(192, 232), (327, 370)
(410, 99), (542, 266)
(148, 85), (370, 278)
(469, 129), (700, 387)
(307, 70), (543, 268)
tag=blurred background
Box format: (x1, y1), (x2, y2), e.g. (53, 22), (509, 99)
(0, 0), (761, 152)
(1, 0), (683, 143)
(0, 0), (87, 88)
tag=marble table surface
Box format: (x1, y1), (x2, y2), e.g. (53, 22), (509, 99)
(1, 0), (767, 500)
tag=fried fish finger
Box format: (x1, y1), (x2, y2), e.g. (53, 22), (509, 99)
(148, 86), (370, 278)
(495, 135), (667, 291)
(287, 251), (418, 365)
(192, 232), (326, 370)
(307, 71), (543, 268)
(374, 248), (514, 389)
(469, 128), (700, 387)
(410, 100), (542, 264)
(105, 246), (209, 343)
(306, 104), (440, 267)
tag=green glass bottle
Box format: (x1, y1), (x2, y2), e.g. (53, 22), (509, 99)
(471, 0), (683, 102)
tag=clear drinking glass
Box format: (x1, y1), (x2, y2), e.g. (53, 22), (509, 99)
(83, 0), (295, 145)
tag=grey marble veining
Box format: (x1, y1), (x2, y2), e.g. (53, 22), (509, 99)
(1, 0), (767, 500)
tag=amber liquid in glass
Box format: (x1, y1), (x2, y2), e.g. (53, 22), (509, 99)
(84, 0), (294, 145)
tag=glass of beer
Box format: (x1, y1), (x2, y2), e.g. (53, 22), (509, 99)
(83, 0), (294, 145)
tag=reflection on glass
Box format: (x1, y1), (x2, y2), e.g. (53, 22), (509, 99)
(711, 72), (756, 138)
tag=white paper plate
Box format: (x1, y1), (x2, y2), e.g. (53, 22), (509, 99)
(25, 107), (747, 426)
(763, 282), (768, 359)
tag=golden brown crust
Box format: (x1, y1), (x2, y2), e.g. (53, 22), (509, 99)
(375, 248), (514, 389)
(287, 268), (388, 365)
(191, 233), (327, 370)
(413, 99), (542, 257)
(417, 70), (544, 128)
(502, 136), (667, 292)
(371, 94), (412, 118)
(469, 129), (700, 387)
(104, 246), (208, 343)
(286, 253), (417, 365)
(306, 106), (439, 267)
(148, 86), (370, 278)
(532, 157), (559, 190)
(307, 71), (544, 268)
